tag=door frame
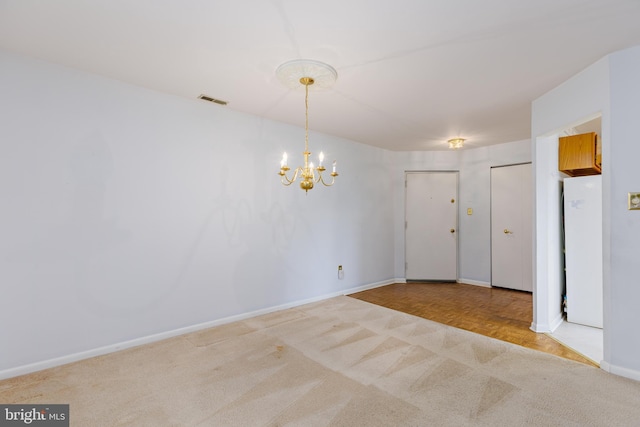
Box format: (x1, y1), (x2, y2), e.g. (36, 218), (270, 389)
(404, 170), (460, 282)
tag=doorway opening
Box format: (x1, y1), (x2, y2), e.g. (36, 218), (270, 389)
(536, 115), (603, 365)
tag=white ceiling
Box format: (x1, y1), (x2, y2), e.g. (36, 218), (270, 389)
(2, 0), (640, 151)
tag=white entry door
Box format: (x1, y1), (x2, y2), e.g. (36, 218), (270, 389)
(491, 163), (533, 291)
(405, 172), (458, 281)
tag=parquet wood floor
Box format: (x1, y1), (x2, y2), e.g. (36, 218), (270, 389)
(349, 282), (597, 367)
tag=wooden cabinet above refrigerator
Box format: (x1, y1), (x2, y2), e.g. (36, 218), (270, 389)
(558, 132), (601, 176)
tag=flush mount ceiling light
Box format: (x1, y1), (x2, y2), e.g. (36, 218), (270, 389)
(448, 138), (465, 149)
(276, 59), (338, 193)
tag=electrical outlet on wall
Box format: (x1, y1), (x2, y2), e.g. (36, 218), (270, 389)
(338, 265), (344, 280)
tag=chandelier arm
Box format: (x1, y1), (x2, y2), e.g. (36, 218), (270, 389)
(279, 167), (302, 185)
(317, 172), (337, 187)
(280, 175), (295, 186)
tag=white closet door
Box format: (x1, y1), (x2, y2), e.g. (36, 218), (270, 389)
(405, 172), (458, 281)
(491, 163), (533, 291)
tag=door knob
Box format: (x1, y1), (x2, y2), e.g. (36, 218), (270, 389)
(450, 228), (455, 233)
(504, 229), (513, 234)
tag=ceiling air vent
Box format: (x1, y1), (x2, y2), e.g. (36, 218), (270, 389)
(198, 94), (228, 106)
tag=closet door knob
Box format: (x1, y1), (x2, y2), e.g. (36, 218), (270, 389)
(504, 229), (513, 234)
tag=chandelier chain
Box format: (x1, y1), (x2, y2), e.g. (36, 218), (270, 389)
(305, 81), (309, 153)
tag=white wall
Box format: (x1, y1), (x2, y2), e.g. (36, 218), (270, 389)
(458, 141), (531, 284)
(607, 46), (640, 378)
(533, 45), (640, 380)
(0, 51), (397, 377)
(392, 140), (531, 284)
(531, 55), (610, 336)
(392, 150), (459, 279)
(0, 49), (535, 379)
(530, 134), (567, 333)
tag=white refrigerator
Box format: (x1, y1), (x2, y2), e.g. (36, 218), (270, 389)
(563, 175), (603, 328)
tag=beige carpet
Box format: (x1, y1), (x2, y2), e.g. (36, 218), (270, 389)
(2, 296), (640, 426)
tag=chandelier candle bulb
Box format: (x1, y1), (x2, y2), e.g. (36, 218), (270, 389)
(332, 161), (337, 174)
(319, 151), (324, 167)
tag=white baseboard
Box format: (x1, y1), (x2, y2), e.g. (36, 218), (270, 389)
(342, 278), (399, 294)
(548, 311), (564, 333)
(458, 278), (491, 288)
(530, 311), (564, 333)
(530, 321), (550, 333)
(0, 279), (398, 381)
(396, 278), (488, 287)
(600, 360), (640, 382)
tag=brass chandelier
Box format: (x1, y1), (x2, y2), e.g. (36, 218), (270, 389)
(276, 59), (338, 193)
